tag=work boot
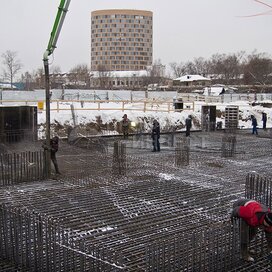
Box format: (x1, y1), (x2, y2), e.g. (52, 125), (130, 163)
(241, 245), (254, 262)
(241, 250), (254, 262)
(242, 254), (254, 262)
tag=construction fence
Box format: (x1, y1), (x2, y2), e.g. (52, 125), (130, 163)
(1, 99), (194, 113)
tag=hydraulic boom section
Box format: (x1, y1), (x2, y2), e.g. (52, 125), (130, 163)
(43, 0), (71, 62)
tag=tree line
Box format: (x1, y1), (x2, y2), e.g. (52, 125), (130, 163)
(1, 50), (272, 90)
(170, 50), (272, 85)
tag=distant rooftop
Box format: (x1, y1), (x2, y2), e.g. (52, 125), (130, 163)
(0, 82), (17, 90)
(174, 75), (211, 82)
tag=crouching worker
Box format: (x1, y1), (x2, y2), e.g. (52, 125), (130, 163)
(43, 136), (61, 175)
(231, 199), (272, 262)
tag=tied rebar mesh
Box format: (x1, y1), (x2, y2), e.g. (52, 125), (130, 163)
(1, 133), (272, 271)
(0, 204), (126, 271)
(145, 221), (241, 272)
(175, 138), (190, 167)
(221, 134), (237, 158)
(112, 141), (127, 175)
(225, 106), (239, 132)
(245, 173), (272, 208)
(2, 202), (270, 272)
(145, 219), (272, 272)
(0, 151), (45, 186)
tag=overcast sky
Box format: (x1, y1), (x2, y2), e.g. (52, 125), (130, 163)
(0, 0), (271, 74)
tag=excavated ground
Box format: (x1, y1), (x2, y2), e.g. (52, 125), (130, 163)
(1, 129), (272, 271)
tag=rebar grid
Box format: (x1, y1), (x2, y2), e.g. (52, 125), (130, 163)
(245, 173), (272, 209)
(0, 259), (28, 272)
(1, 132), (272, 271)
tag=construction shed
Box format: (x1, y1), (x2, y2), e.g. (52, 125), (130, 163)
(0, 106), (37, 143)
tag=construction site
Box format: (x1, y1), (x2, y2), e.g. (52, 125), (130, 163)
(1, 0), (272, 270)
(1, 126), (272, 271)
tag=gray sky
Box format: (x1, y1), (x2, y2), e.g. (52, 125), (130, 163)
(0, 0), (271, 74)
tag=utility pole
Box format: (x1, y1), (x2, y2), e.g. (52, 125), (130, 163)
(43, 0), (71, 177)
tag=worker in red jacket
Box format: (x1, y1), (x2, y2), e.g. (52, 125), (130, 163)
(231, 199), (272, 262)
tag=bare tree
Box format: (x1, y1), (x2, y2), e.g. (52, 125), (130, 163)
(183, 61), (198, 75)
(68, 64), (90, 88)
(1, 50), (22, 88)
(170, 58), (210, 78)
(243, 52), (272, 85)
(97, 65), (111, 88)
(209, 53), (242, 84)
(145, 59), (166, 85)
(21, 71), (33, 91)
(33, 67), (45, 89)
(50, 65), (63, 88)
(192, 57), (210, 76)
(169, 62), (187, 78)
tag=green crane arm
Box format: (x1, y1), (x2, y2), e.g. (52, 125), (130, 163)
(43, 0), (71, 62)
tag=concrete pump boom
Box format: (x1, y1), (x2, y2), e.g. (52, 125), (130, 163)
(43, 0), (71, 177)
(43, 0), (71, 61)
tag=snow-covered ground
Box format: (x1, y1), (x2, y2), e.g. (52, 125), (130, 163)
(36, 99), (272, 139)
(1, 89), (272, 138)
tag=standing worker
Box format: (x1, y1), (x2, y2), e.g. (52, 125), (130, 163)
(43, 136), (61, 175)
(231, 198), (272, 262)
(205, 112), (210, 131)
(151, 119), (160, 152)
(262, 112), (267, 130)
(251, 115), (258, 135)
(185, 115), (192, 137)
(121, 114), (130, 139)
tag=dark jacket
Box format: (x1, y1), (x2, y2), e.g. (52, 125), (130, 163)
(151, 121), (160, 139)
(262, 113), (267, 122)
(185, 117), (192, 128)
(252, 117), (257, 127)
(50, 137), (59, 153)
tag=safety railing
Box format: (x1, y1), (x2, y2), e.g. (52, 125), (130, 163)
(0, 99), (194, 113)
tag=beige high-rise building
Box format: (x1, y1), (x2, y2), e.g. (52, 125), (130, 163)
(91, 9), (153, 71)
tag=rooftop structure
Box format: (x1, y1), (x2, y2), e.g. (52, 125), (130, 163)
(174, 74), (211, 87)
